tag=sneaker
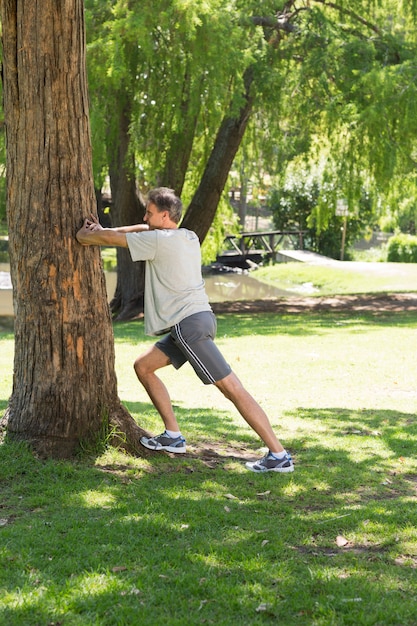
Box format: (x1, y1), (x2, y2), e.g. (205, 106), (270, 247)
(140, 432), (186, 454)
(245, 451), (294, 473)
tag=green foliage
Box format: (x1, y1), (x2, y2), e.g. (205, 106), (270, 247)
(387, 232), (417, 261)
(100, 247), (118, 272)
(267, 165), (375, 259)
(82, 0), (417, 250)
(4, 0), (413, 246)
(200, 196), (240, 264)
(252, 0), (417, 236)
(378, 176), (417, 234)
(397, 196), (417, 234)
(269, 174), (319, 232)
(85, 0), (257, 191)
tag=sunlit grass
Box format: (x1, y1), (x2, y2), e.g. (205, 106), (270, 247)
(252, 261), (417, 295)
(1, 308), (417, 624)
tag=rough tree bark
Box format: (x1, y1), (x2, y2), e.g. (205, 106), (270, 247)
(181, 67), (255, 242)
(0, 0), (149, 458)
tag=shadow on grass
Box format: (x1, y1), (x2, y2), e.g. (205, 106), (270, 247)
(279, 407), (417, 523)
(112, 311), (417, 345)
(1, 406), (417, 624)
(125, 400), (258, 451)
(214, 310), (417, 337)
(0, 316), (14, 336)
(296, 406), (417, 456)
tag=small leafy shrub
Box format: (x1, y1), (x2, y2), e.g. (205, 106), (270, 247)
(387, 233), (417, 262)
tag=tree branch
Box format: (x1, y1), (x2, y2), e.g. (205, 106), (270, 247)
(250, 14), (297, 34)
(250, 0), (382, 44)
(312, 0), (381, 35)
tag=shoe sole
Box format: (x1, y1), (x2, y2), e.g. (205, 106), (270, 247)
(246, 463), (294, 473)
(140, 438), (186, 454)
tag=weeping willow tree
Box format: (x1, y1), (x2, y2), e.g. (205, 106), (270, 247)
(84, 0), (417, 318)
(85, 0), (251, 317)
(258, 0), (417, 230)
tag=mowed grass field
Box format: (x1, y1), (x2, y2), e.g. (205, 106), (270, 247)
(252, 260), (417, 296)
(0, 263), (417, 625)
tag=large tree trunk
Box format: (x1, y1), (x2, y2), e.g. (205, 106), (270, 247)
(108, 100), (146, 321)
(181, 67), (255, 242)
(0, 0), (148, 458)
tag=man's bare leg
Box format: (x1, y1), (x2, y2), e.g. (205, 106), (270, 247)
(215, 372), (284, 453)
(134, 345), (180, 432)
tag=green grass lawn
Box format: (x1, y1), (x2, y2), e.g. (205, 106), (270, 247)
(252, 261), (417, 296)
(1, 305), (417, 625)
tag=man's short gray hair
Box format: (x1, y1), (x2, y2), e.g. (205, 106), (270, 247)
(147, 187), (183, 224)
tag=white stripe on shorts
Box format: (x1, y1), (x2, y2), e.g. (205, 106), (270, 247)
(173, 322), (216, 384)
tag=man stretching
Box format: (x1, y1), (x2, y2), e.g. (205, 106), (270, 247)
(76, 187), (294, 473)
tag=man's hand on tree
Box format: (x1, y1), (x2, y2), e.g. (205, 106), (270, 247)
(76, 214), (103, 245)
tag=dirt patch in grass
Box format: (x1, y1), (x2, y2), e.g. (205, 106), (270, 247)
(292, 543), (389, 557)
(1, 294), (416, 332)
(186, 444), (258, 466)
(211, 292), (417, 315)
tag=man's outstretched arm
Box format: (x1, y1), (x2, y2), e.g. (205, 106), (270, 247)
(76, 215), (148, 247)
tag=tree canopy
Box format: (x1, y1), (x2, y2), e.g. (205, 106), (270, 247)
(81, 0), (417, 252)
(2, 1), (417, 243)
(256, 1), (417, 229)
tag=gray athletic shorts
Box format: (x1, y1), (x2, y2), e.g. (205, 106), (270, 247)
(155, 311), (232, 385)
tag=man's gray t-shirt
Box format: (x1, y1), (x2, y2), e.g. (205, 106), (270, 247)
(126, 228), (211, 336)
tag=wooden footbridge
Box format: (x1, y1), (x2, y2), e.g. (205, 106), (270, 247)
(216, 230), (307, 269)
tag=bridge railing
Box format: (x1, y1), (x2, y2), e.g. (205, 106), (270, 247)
(223, 230), (307, 255)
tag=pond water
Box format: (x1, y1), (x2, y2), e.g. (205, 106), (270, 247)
(203, 272), (291, 301)
(104, 269), (290, 305)
(0, 264), (291, 317)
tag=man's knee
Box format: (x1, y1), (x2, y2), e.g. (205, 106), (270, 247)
(134, 347), (171, 381)
(215, 371), (242, 399)
(133, 353), (153, 380)
(133, 356), (145, 380)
